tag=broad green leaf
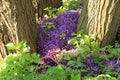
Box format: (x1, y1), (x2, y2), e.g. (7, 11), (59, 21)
(70, 73), (80, 80)
(6, 43), (16, 50)
(68, 38), (77, 45)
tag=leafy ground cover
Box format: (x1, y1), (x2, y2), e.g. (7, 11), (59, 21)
(0, 35), (120, 80)
(36, 1), (120, 79)
(0, 0), (120, 80)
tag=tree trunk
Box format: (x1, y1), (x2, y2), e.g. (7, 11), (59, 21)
(0, 0), (38, 58)
(77, 0), (120, 47)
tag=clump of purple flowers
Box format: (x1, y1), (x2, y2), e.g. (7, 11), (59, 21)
(37, 10), (80, 65)
(84, 56), (120, 76)
(84, 57), (99, 75)
(102, 58), (120, 72)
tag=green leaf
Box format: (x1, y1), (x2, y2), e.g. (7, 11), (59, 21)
(29, 66), (35, 72)
(67, 61), (75, 65)
(6, 43), (16, 50)
(68, 38), (77, 45)
(76, 61), (84, 67)
(71, 32), (77, 36)
(79, 44), (90, 53)
(63, 54), (71, 60)
(70, 73), (80, 80)
(57, 65), (64, 70)
(99, 54), (108, 60)
(22, 46), (30, 53)
(31, 53), (40, 63)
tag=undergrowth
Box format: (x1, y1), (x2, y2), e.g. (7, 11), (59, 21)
(0, 31), (120, 80)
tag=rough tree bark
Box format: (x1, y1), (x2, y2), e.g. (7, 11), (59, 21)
(77, 0), (120, 47)
(0, 0), (38, 58)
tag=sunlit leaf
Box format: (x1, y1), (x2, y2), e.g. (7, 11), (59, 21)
(6, 43), (16, 50)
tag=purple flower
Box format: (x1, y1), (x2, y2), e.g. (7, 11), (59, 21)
(104, 59), (119, 69)
(85, 57), (94, 67)
(90, 66), (99, 72)
(101, 58), (120, 72)
(84, 57), (100, 74)
(37, 10), (81, 65)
